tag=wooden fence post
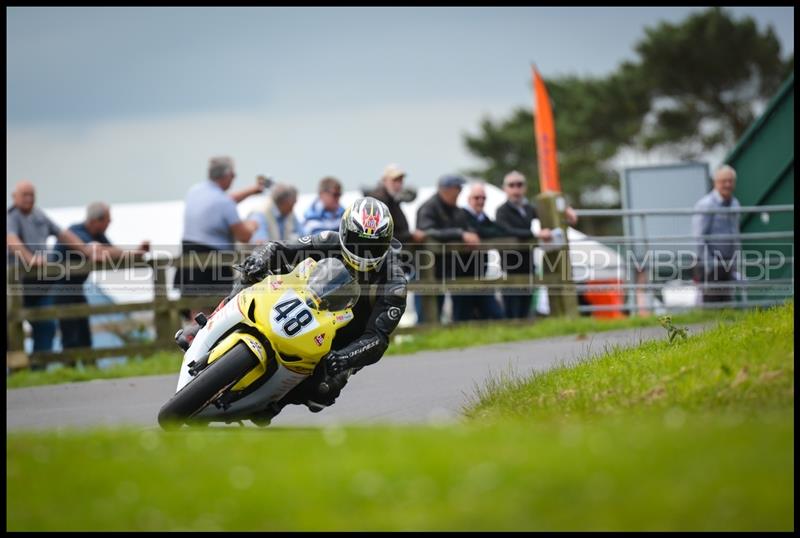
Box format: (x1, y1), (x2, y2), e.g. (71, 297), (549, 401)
(417, 243), (440, 324)
(536, 192), (579, 318)
(150, 258), (177, 345)
(6, 264), (30, 370)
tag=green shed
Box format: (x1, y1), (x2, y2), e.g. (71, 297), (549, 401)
(724, 72), (794, 301)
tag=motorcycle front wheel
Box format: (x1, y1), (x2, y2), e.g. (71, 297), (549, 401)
(157, 342), (260, 429)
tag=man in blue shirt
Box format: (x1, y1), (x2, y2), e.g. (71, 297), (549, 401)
(692, 164), (742, 304)
(177, 156), (263, 319)
(53, 202), (150, 349)
(303, 176), (344, 235)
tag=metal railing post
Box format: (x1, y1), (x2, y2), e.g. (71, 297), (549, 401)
(635, 213), (651, 316)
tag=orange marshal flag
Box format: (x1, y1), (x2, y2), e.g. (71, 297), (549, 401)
(531, 65), (561, 193)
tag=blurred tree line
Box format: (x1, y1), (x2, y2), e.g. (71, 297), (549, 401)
(463, 7), (793, 235)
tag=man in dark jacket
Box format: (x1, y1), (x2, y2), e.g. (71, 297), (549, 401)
(458, 182), (508, 320)
(53, 202), (149, 349)
(415, 174), (480, 322)
(495, 170), (577, 319)
(495, 171), (549, 319)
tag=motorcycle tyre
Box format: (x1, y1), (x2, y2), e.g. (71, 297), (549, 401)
(158, 342), (259, 429)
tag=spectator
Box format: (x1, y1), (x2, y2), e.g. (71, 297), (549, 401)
(415, 174), (480, 322)
(692, 164), (741, 304)
(176, 156), (263, 319)
(366, 164), (425, 325)
(495, 170), (578, 319)
(247, 184), (301, 244)
(52, 202), (150, 349)
(367, 163), (426, 245)
(303, 176), (344, 235)
(6, 180), (94, 358)
(494, 171), (545, 320)
(458, 181), (507, 321)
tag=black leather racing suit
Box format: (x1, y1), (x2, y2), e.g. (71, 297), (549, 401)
(236, 231), (408, 411)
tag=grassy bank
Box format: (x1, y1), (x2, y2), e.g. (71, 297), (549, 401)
(6, 302), (793, 530)
(6, 414), (792, 531)
(465, 301), (794, 421)
(7, 308), (741, 389)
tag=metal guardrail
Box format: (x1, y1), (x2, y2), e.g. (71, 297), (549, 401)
(570, 203), (793, 316)
(568, 231), (793, 243)
(576, 299), (787, 313)
(572, 204), (796, 217)
(573, 279), (795, 291)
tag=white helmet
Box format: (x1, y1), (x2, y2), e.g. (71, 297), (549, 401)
(339, 197), (394, 272)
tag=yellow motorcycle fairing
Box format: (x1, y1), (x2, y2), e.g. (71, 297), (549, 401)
(205, 330), (271, 391)
(206, 258), (355, 392)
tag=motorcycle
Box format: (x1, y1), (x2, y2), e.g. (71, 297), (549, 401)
(157, 257), (360, 429)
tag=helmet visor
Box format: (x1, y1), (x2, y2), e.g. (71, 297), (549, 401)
(306, 258), (361, 312)
(341, 228), (391, 264)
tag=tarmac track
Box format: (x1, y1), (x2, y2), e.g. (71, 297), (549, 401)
(6, 324), (706, 431)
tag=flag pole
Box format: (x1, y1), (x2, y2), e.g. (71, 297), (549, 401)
(530, 63), (577, 318)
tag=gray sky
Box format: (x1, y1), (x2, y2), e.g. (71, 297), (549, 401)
(6, 6), (795, 209)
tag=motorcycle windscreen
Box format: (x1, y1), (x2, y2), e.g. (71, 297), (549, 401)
(306, 258), (361, 311)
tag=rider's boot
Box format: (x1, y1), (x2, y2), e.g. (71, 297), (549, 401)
(251, 401), (286, 427)
(250, 369), (348, 425)
(249, 377), (313, 427)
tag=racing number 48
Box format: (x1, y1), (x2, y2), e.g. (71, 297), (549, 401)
(273, 298), (313, 336)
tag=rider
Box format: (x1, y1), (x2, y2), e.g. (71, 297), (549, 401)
(176, 196), (408, 423)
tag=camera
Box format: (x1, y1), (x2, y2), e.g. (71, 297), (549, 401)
(256, 175), (274, 189)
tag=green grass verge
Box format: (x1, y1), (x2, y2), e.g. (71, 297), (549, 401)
(465, 301), (794, 421)
(6, 414), (792, 531)
(7, 308), (742, 389)
(387, 307), (743, 356)
(5, 351), (182, 389)
(6, 302), (793, 530)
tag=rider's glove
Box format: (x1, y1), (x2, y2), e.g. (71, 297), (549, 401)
(236, 243), (277, 284)
(324, 350), (351, 376)
(311, 359), (350, 411)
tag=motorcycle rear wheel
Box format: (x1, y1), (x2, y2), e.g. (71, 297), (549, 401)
(158, 342), (259, 429)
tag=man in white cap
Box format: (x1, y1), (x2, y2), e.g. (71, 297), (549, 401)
(367, 163), (426, 245)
